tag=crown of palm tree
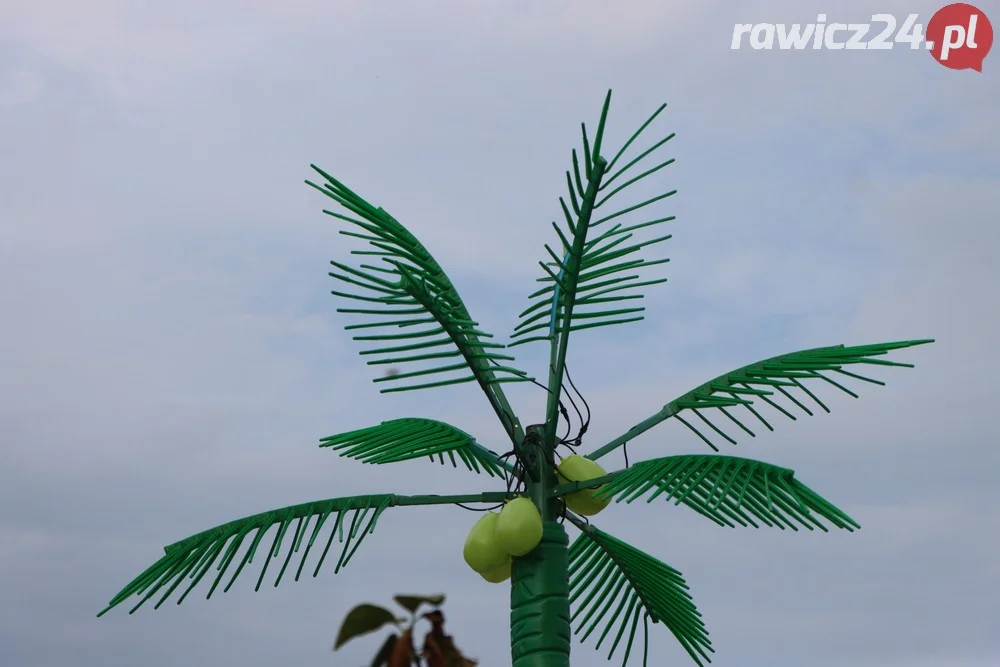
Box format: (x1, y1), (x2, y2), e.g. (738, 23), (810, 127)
(98, 91), (932, 667)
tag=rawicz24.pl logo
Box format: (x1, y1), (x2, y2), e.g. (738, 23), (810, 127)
(730, 2), (993, 72)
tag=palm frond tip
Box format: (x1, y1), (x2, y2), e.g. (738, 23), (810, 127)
(596, 455), (859, 531)
(97, 495), (394, 616)
(589, 339), (934, 460)
(306, 166), (532, 393)
(319, 418), (506, 476)
(511, 91), (677, 346)
(568, 526), (714, 667)
(664, 340), (933, 451)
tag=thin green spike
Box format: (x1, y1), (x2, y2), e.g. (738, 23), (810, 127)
(330, 290), (417, 305)
(329, 271), (400, 296)
(834, 368), (886, 385)
(812, 372), (861, 398)
(224, 528), (267, 592)
(359, 339), (454, 355)
(597, 158), (676, 209)
(566, 172), (582, 216)
(536, 260), (572, 292)
(353, 327), (447, 342)
(564, 316), (646, 333)
(591, 90), (613, 164)
(673, 414), (719, 452)
(371, 362), (471, 382)
(578, 277), (667, 299)
(583, 231), (635, 263)
(717, 406), (756, 437)
(602, 132), (676, 190)
(273, 517), (305, 587)
(743, 383), (798, 420)
(577, 258), (671, 285)
(343, 317), (436, 330)
(605, 103), (667, 173)
(581, 236), (672, 270)
(560, 198), (577, 235)
(365, 350), (463, 365)
(593, 190), (677, 226)
(770, 385), (811, 415)
(153, 549), (205, 609)
(544, 243), (574, 274)
(551, 221), (573, 255)
(568, 307), (646, 321)
(575, 294), (643, 307)
(380, 375), (478, 393)
(572, 149), (585, 198)
(689, 411), (735, 447)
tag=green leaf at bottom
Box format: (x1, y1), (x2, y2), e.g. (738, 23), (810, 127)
(335, 603), (400, 650)
(394, 593), (445, 614)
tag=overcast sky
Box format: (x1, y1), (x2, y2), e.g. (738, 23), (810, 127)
(1, 1), (997, 666)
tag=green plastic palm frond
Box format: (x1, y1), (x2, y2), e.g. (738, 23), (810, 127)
(305, 167), (533, 404)
(567, 524), (713, 667)
(97, 495), (395, 617)
(589, 339), (934, 460)
(511, 89), (676, 348)
(594, 455), (859, 531)
(319, 418), (508, 477)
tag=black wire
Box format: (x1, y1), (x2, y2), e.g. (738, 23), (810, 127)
(623, 441), (630, 468)
(485, 360), (596, 493)
(481, 355), (600, 524)
(560, 373), (584, 437)
(564, 364), (591, 438)
(536, 364), (576, 446)
(488, 358), (572, 443)
(496, 447), (530, 499)
(548, 363), (591, 464)
(559, 406), (572, 443)
(454, 502), (506, 511)
(546, 364), (574, 443)
(498, 451), (521, 496)
(487, 357), (550, 396)
(555, 440), (578, 459)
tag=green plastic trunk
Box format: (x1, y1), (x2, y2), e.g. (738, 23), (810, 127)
(510, 422), (572, 667)
(510, 522), (572, 667)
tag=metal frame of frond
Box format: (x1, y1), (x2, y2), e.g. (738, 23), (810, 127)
(99, 89), (934, 667)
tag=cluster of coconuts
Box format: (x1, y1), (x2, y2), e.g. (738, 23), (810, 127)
(555, 454), (611, 517)
(462, 455), (610, 583)
(462, 497), (542, 583)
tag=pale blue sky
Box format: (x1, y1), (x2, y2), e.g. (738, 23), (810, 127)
(1, 1), (997, 666)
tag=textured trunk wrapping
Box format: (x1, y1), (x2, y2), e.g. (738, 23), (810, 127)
(510, 521), (571, 667)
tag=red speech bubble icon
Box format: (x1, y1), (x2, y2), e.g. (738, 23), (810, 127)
(927, 3), (993, 71)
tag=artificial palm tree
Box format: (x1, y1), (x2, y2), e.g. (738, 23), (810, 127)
(98, 90), (932, 667)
